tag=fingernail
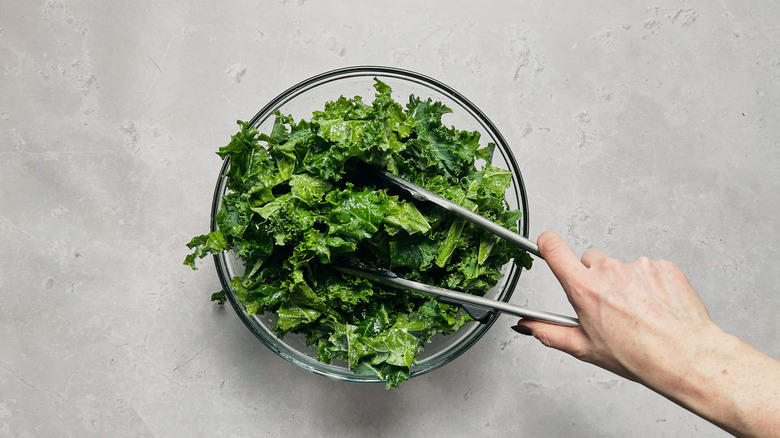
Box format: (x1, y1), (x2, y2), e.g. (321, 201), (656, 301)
(511, 324), (534, 336)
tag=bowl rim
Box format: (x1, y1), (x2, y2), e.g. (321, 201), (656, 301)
(209, 65), (531, 384)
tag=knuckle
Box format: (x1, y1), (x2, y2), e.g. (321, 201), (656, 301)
(581, 248), (598, 258)
(631, 256), (658, 274)
(601, 257), (623, 271)
(635, 256), (653, 266)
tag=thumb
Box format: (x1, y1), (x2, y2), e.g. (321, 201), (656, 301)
(513, 319), (590, 360)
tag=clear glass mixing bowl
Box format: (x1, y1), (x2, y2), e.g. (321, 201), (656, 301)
(210, 66), (531, 384)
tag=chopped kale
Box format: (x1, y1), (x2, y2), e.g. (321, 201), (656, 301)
(185, 79), (530, 388)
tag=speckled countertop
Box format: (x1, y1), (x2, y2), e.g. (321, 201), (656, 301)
(2, 1), (779, 436)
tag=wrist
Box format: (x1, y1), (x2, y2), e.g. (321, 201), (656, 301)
(639, 325), (735, 422)
(650, 328), (776, 436)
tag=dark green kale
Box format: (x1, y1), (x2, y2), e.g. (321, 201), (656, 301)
(185, 79), (530, 388)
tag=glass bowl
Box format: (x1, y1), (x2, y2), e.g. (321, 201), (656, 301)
(210, 66), (531, 384)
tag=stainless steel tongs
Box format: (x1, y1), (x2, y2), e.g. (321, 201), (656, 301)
(374, 169), (543, 258)
(334, 168), (579, 327)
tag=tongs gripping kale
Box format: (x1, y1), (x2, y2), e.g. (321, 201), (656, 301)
(185, 79), (530, 388)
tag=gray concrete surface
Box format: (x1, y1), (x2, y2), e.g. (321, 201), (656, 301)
(2, 1), (779, 436)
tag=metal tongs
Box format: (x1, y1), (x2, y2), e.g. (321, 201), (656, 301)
(334, 169), (579, 327)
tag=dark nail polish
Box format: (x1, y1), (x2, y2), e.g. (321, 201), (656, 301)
(511, 324), (533, 336)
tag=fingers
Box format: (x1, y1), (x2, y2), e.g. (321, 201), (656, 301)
(581, 247), (609, 268)
(538, 231), (588, 288)
(512, 319), (591, 361)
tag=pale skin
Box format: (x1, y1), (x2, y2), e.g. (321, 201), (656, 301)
(513, 231), (780, 438)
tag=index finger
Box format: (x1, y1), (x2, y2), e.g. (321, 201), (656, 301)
(538, 231), (588, 289)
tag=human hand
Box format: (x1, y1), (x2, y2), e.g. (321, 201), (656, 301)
(514, 231), (780, 437)
(513, 231), (723, 387)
